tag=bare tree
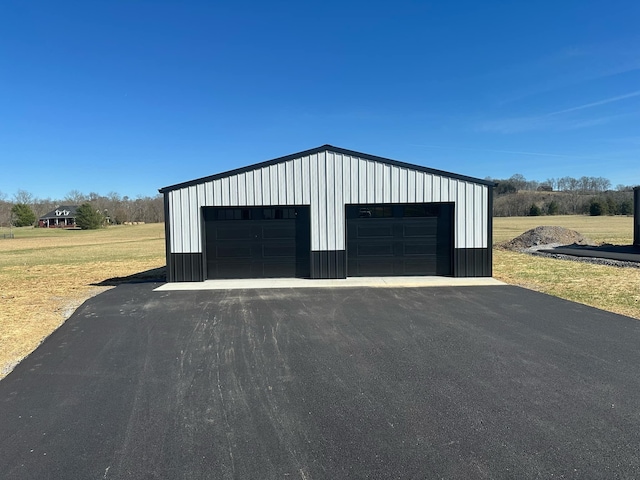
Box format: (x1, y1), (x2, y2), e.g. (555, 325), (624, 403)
(13, 189), (34, 205)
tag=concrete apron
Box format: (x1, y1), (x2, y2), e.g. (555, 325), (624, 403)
(154, 276), (506, 291)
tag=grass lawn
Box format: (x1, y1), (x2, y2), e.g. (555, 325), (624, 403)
(493, 215), (639, 320)
(0, 224), (166, 378)
(0, 216), (637, 379)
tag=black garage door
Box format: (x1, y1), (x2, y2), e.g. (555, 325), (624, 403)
(346, 203), (453, 276)
(204, 206), (310, 279)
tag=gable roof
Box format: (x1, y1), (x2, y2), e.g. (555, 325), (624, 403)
(39, 205), (79, 220)
(159, 144), (494, 194)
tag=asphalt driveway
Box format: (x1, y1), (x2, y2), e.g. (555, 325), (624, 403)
(1, 284), (640, 479)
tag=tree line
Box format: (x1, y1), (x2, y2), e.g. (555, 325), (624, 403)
(491, 174), (636, 217)
(0, 189), (164, 228)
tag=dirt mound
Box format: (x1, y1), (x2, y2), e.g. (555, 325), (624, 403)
(500, 226), (597, 251)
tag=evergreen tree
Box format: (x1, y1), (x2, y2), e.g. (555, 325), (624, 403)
(76, 203), (104, 229)
(547, 201), (559, 215)
(11, 203), (36, 227)
(529, 204), (542, 216)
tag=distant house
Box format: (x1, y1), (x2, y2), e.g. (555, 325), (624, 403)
(38, 205), (79, 228)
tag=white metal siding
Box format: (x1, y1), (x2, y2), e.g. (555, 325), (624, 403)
(168, 149), (490, 253)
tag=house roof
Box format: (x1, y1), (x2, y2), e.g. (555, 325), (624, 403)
(159, 144), (495, 194)
(39, 205), (79, 220)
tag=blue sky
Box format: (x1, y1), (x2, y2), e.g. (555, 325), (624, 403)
(1, 0), (639, 200)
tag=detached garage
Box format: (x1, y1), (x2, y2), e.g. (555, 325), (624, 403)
(159, 145), (494, 282)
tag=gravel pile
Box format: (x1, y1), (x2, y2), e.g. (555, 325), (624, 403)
(499, 225), (640, 269)
(499, 226), (597, 252)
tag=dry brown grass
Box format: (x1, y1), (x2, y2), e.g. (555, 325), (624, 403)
(493, 215), (639, 320)
(0, 224), (165, 378)
(1, 216), (637, 379)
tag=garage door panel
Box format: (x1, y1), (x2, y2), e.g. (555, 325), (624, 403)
(357, 226), (394, 237)
(263, 225), (295, 239)
(204, 206), (310, 279)
(357, 244), (394, 256)
(216, 246), (252, 258)
(215, 225), (253, 240)
(347, 203), (452, 277)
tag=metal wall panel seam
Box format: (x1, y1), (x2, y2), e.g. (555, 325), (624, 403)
(415, 171), (424, 203)
(367, 160), (375, 203)
(189, 185), (199, 253)
(309, 153), (320, 250)
(350, 156), (359, 202)
(326, 151), (336, 251)
(261, 166), (270, 205)
(302, 155), (311, 205)
(341, 154), (351, 205)
(277, 162), (286, 205)
(269, 164), (279, 205)
(391, 165), (400, 203)
(375, 162), (384, 203)
(335, 153), (345, 250)
(285, 160), (294, 205)
(318, 151), (328, 251)
(399, 167), (408, 203)
(407, 169), (416, 203)
(382, 164), (391, 203)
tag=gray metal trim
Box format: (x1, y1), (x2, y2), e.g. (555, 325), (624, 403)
(159, 145), (495, 193)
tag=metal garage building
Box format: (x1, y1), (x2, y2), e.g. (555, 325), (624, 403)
(159, 145), (494, 282)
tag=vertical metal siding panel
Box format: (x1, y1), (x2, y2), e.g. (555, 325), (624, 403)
(366, 160), (375, 203)
(169, 191), (178, 253)
(246, 170), (255, 206)
(254, 169), (263, 206)
(342, 156), (360, 203)
(432, 175), (441, 201)
(236, 173), (246, 205)
(285, 160), (294, 205)
(205, 181), (214, 205)
(357, 158), (367, 203)
(189, 185), (200, 252)
(375, 162), (384, 203)
(229, 175), (238, 205)
(270, 165), (279, 205)
(351, 156), (359, 202)
(181, 188), (190, 252)
(440, 177), (449, 203)
(391, 166), (400, 202)
(424, 173), (433, 202)
(302, 155), (311, 205)
(261, 167), (270, 205)
(196, 184), (205, 251)
(310, 154), (320, 250)
(456, 182), (467, 249)
(221, 177), (230, 206)
(383, 164), (391, 203)
(294, 158), (303, 204)
(415, 172), (424, 202)
(326, 152), (336, 250)
(333, 154), (345, 251)
(480, 185), (488, 248)
(318, 152), (328, 250)
(213, 179), (222, 206)
(467, 183), (477, 248)
(342, 154), (351, 205)
(277, 163), (286, 205)
(407, 170), (417, 203)
(399, 168), (408, 203)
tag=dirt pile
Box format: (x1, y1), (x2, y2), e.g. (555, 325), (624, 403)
(500, 226), (597, 252)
